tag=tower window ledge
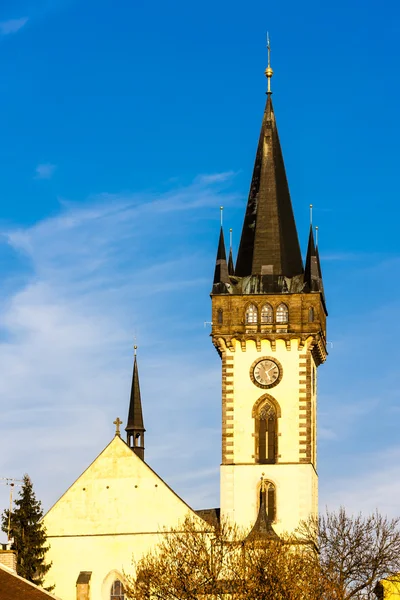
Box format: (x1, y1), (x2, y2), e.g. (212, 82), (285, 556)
(245, 326), (258, 334)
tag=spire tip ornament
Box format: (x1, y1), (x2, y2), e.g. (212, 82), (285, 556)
(265, 32), (274, 94)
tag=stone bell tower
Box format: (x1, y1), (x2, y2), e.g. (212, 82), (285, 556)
(211, 44), (327, 535)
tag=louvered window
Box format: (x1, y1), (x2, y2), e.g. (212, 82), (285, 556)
(258, 404), (276, 464)
(261, 303), (273, 323)
(245, 304), (258, 324)
(276, 303), (288, 323)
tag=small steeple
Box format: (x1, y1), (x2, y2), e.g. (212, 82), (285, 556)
(235, 45), (303, 279)
(228, 228), (235, 276)
(246, 479), (278, 541)
(125, 345), (145, 460)
(212, 207), (230, 291)
(304, 223), (324, 296)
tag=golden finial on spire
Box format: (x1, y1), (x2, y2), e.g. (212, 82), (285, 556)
(134, 344), (138, 357)
(220, 206), (224, 227)
(265, 32), (273, 94)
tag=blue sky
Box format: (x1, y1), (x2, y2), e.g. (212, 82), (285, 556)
(1, 0), (400, 524)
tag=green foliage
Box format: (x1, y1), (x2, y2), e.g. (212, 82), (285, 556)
(1, 474), (53, 589)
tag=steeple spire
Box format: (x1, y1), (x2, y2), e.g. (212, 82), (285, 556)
(228, 228), (235, 276)
(304, 224), (324, 297)
(125, 345), (145, 460)
(212, 208), (230, 291)
(235, 54), (303, 279)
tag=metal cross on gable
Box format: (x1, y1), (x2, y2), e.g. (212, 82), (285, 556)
(113, 417), (123, 437)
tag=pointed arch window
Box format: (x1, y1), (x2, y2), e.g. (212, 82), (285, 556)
(261, 303), (273, 324)
(217, 308), (223, 324)
(276, 303), (288, 324)
(308, 307), (315, 322)
(260, 481), (276, 523)
(111, 580), (125, 600)
(245, 304), (258, 324)
(257, 403), (277, 464)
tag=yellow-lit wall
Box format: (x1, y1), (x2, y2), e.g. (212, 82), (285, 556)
(220, 337), (318, 534)
(43, 437), (197, 600)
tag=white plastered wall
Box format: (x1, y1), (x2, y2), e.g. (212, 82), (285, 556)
(43, 437), (198, 600)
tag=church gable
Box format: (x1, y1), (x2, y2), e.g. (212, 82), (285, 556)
(44, 435), (195, 537)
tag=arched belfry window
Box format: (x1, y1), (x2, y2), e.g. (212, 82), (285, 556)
(308, 307), (315, 322)
(261, 303), (273, 323)
(245, 304), (258, 324)
(257, 403), (277, 464)
(276, 303), (288, 324)
(217, 308), (223, 324)
(111, 580), (125, 600)
(260, 480), (276, 523)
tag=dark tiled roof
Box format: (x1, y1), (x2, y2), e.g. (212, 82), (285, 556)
(76, 571), (91, 585)
(0, 565), (61, 600)
(195, 508), (221, 528)
(235, 95), (303, 279)
(125, 356), (145, 433)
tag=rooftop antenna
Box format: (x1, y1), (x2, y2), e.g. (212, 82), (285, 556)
(315, 225), (319, 247)
(220, 206), (224, 227)
(265, 32), (273, 94)
(309, 204), (313, 226)
(0, 477), (23, 541)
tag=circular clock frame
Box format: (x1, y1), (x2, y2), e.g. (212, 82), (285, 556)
(250, 357), (283, 390)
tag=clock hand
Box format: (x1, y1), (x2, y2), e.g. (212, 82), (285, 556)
(266, 365), (276, 374)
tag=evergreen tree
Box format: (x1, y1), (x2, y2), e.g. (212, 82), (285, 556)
(1, 474), (52, 589)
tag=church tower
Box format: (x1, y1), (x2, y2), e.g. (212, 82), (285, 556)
(211, 45), (327, 535)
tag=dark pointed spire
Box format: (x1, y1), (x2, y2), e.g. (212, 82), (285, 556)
(125, 346), (145, 460)
(304, 225), (324, 296)
(228, 228), (235, 276)
(228, 247), (235, 276)
(235, 94), (303, 278)
(213, 227), (230, 286)
(246, 482), (278, 541)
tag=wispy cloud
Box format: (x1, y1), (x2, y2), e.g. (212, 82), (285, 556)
(0, 173), (236, 518)
(34, 163), (57, 180)
(0, 17), (28, 36)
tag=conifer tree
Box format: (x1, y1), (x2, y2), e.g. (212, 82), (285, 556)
(1, 474), (52, 588)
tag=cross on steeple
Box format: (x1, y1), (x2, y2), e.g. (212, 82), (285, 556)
(113, 417), (123, 437)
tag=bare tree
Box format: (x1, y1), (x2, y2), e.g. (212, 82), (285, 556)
(124, 515), (331, 600)
(297, 508), (400, 600)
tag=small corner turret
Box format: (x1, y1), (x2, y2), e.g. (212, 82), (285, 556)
(125, 346), (145, 460)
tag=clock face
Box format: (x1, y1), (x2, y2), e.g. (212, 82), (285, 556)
(252, 359), (281, 388)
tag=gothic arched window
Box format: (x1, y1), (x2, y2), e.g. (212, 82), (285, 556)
(276, 303), (288, 324)
(261, 303), (273, 323)
(217, 308), (223, 324)
(110, 580), (125, 600)
(260, 481), (276, 522)
(308, 306), (315, 322)
(257, 403), (277, 464)
(245, 304), (258, 324)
